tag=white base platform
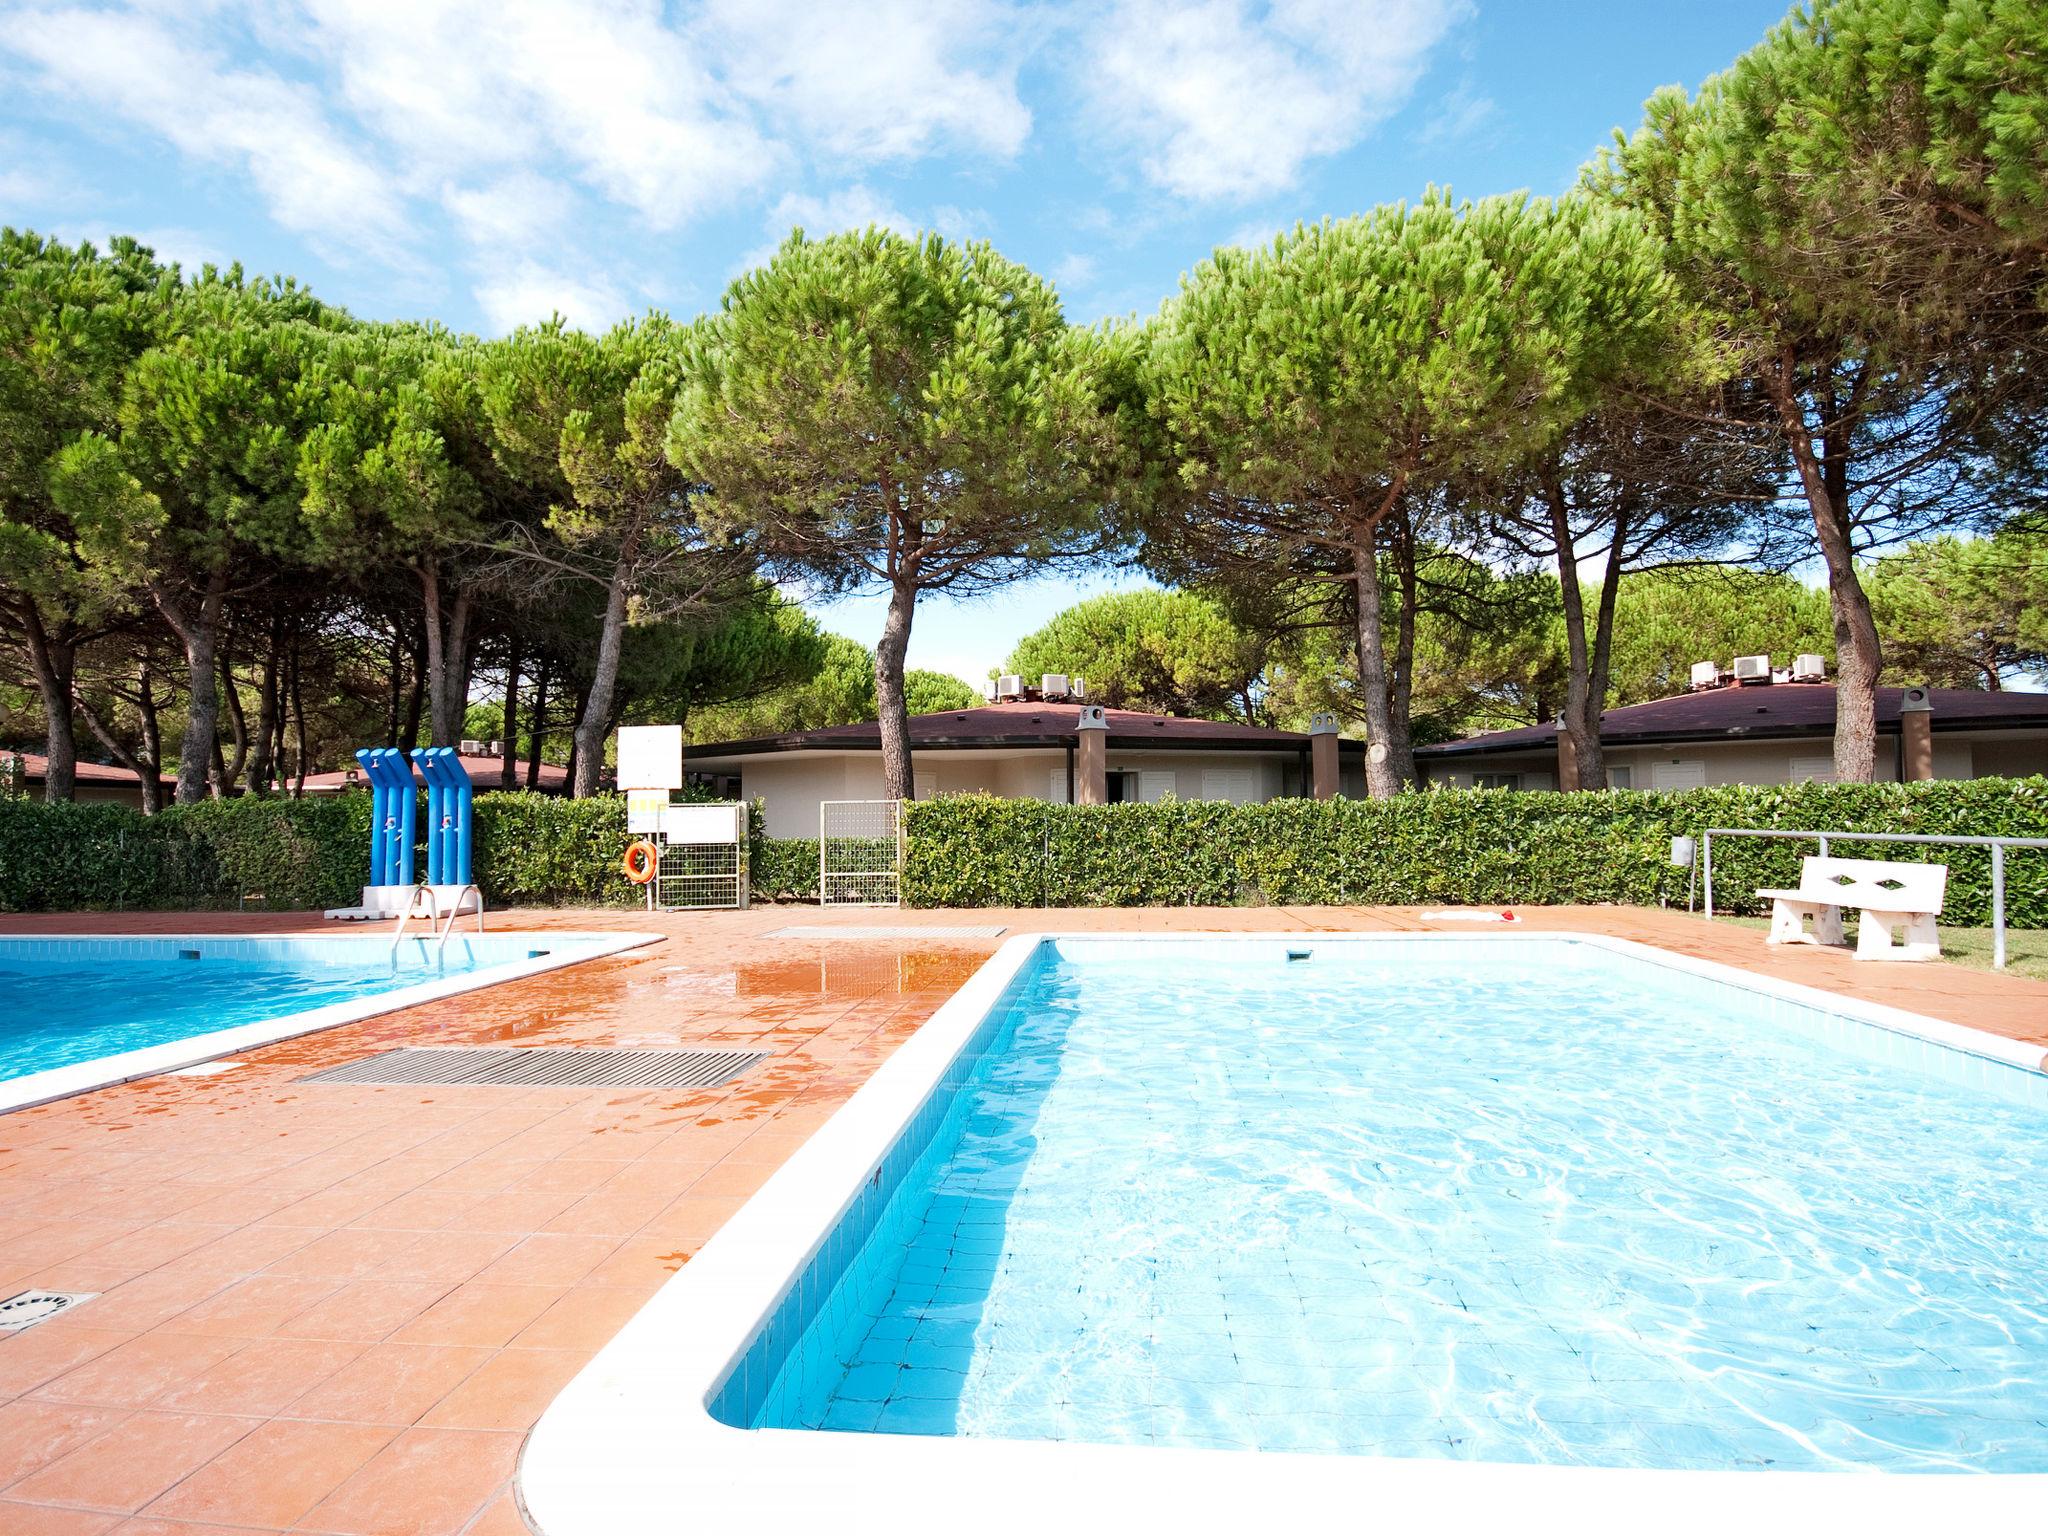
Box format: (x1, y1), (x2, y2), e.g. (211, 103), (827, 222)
(325, 884), (482, 921)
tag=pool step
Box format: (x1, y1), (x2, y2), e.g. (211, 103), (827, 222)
(299, 1046), (768, 1090)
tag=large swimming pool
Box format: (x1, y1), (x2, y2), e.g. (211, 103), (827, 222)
(724, 937), (2048, 1473)
(0, 932), (643, 1101)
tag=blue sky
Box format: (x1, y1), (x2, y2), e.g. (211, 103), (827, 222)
(2, 0), (1791, 686)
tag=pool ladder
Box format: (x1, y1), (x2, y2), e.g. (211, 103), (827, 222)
(389, 884), (484, 959)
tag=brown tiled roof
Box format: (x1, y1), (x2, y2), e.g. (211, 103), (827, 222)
(298, 753), (569, 793)
(691, 701), (1362, 759)
(5, 751), (171, 787)
(1416, 684), (2048, 759)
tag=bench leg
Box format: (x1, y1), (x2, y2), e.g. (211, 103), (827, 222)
(1768, 899), (1841, 946)
(1856, 909), (1941, 963)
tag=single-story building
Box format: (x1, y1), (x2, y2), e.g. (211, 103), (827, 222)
(1415, 682), (2048, 791)
(2, 751), (173, 807)
(687, 702), (1368, 838)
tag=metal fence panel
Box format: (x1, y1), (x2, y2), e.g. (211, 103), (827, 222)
(821, 799), (903, 907)
(648, 801), (748, 911)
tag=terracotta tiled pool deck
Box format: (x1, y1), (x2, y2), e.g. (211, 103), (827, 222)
(0, 904), (2043, 1535)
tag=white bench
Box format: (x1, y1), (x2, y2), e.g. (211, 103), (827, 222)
(1757, 855), (1947, 962)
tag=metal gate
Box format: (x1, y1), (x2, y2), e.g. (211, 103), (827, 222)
(820, 799), (903, 907)
(647, 801), (749, 911)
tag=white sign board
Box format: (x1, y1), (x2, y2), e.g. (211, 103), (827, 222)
(617, 724), (684, 791)
(661, 803), (743, 845)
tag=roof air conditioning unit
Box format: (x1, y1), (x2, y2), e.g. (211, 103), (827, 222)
(997, 674), (1024, 700)
(981, 677), (997, 701)
(1688, 660), (1720, 690)
(1732, 654), (1771, 684)
(1070, 676), (1086, 699)
(1041, 673), (1069, 700)
(459, 738), (484, 755)
(1792, 653), (1826, 682)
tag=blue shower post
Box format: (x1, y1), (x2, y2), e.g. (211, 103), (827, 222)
(327, 747), (426, 921)
(410, 748), (474, 890)
(355, 747), (387, 885)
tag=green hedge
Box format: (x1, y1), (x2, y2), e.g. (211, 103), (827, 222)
(0, 792), (821, 911)
(5, 777), (2043, 922)
(901, 778), (2048, 926)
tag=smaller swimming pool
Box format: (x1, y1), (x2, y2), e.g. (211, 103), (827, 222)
(0, 931), (655, 1111)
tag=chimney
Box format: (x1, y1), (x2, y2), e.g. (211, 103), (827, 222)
(1555, 718), (1580, 792)
(1309, 713), (1340, 800)
(1075, 705), (1108, 805)
(1900, 687), (1934, 781)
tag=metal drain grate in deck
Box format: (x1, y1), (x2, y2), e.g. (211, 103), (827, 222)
(0, 1290), (97, 1333)
(299, 1047), (768, 1090)
(766, 924), (1006, 940)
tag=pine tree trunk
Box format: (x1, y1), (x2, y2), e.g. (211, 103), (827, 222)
(500, 636), (521, 789)
(1545, 472), (1607, 790)
(1351, 521), (1413, 797)
(154, 568), (228, 805)
(875, 577), (917, 800)
(526, 663), (548, 790)
(137, 664), (163, 815)
(290, 634), (309, 796)
(420, 562), (474, 748)
(218, 649), (249, 791)
(1765, 356), (1881, 781)
(21, 605), (77, 803)
(571, 553), (633, 798)
(247, 612), (282, 796)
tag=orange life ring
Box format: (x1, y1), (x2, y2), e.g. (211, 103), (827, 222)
(622, 840), (659, 884)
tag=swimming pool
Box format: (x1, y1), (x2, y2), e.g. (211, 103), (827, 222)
(0, 931), (655, 1111)
(526, 935), (2048, 1531)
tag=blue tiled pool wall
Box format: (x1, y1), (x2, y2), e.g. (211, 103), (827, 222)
(709, 955), (1046, 1430)
(705, 934), (2048, 1435)
(0, 933), (589, 974)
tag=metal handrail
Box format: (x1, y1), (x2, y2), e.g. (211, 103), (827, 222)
(1700, 826), (2048, 970)
(389, 885), (440, 958)
(389, 883), (484, 959)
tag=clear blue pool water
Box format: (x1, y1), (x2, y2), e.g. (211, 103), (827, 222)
(0, 934), (603, 1082)
(740, 938), (2048, 1472)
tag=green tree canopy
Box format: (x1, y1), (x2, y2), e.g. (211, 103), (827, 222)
(1145, 191), (1677, 794)
(1003, 588), (1263, 720)
(0, 231), (175, 800)
(1868, 531), (2048, 690)
(669, 228), (1126, 798)
(1588, 0), (2048, 779)
(1602, 567), (1833, 706)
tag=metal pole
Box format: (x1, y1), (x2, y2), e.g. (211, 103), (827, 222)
(1818, 834), (1829, 858)
(1992, 843), (2006, 971)
(1702, 832), (1713, 920)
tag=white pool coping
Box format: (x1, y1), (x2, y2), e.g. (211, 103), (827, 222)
(0, 929), (662, 1115)
(520, 932), (2048, 1536)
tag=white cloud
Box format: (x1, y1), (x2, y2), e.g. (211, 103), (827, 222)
(472, 261), (628, 336)
(699, 0), (1031, 163)
(1050, 252), (1097, 290)
(443, 174), (577, 251)
(1081, 0), (1468, 200)
(302, 0), (777, 231)
(771, 185), (917, 241)
(5, 5), (411, 258)
(1419, 81), (1500, 146)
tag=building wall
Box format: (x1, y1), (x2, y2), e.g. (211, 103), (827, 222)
(1418, 733), (2013, 791)
(1973, 738), (2048, 779)
(740, 748), (1297, 835)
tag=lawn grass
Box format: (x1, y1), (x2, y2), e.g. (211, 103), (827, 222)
(1718, 915), (2048, 982)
